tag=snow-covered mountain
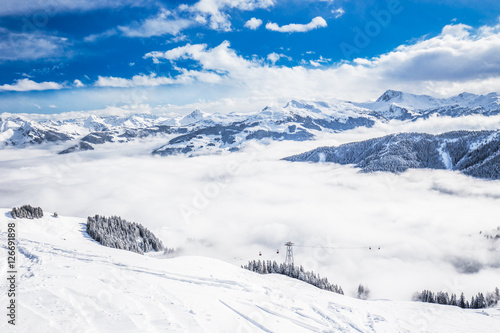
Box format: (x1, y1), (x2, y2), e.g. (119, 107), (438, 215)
(354, 90), (500, 120)
(1, 209), (499, 332)
(284, 130), (500, 180)
(1, 90), (500, 156)
(152, 100), (377, 156)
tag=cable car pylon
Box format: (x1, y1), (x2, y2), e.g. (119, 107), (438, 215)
(284, 241), (294, 266)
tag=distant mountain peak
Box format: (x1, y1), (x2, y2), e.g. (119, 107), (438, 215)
(376, 90), (404, 102)
(189, 109), (206, 117)
(179, 109), (209, 125)
(457, 92), (476, 98)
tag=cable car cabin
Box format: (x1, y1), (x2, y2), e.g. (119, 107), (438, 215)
(276, 249), (279, 254)
(259, 251), (262, 256)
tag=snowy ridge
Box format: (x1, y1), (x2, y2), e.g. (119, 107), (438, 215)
(354, 90), (500, 120)
(284, 130), (500, 180)
(1, 90), (500, 156)
(1, 209), (499, 332)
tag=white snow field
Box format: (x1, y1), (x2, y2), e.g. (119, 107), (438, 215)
(1, 210), (499, 333)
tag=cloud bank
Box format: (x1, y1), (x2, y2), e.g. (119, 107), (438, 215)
(130, 19), (500, 103)
(0, 119), (499, 300)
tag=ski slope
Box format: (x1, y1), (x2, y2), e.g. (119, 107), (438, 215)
(1, 209), (499, 332)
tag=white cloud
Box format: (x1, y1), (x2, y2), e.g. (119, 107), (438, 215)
(0, 79), (64, 91)
(187, 0), (274, 31)
(168, 34), (189, 44)
(244, 17), (263, 30)
(119, 9), (194, 38)
(84, 29), (117, 43)
(266, 16), (327, 33)
(266, 52), (291, 64)
(95, 74), (176, 88)
(310, 60), (321, 67)
(144, 41), (251, 76)
(96, 1), (274, 39)
(366, 22), (500, 83)
(267, 52), (280, 64)
(308, 55), (330, 67)
(0, 28), (67, 61)
(332, 7), (345, 19)
(73, 79), (84, 88)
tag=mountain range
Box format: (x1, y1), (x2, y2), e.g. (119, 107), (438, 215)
(1, 90), (499, 156)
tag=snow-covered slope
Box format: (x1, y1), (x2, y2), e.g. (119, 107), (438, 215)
(1, 209), (499, 332)
(284, 130), (500, 180)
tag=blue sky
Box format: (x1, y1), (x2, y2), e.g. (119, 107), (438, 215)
(1, 0), (500, 114)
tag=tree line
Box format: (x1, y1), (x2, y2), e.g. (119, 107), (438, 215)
(242, 260), (344, 295)
(414, 288), (500, 309)
(86, 215), (171, 255)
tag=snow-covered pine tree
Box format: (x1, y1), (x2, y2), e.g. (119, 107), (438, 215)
(86, 215), (170, 255)
(450, 293), (457, 306)
(11, 205), (43, 219)
(358, 284), (370, 300)
(243, 260), (344, 295)
(476, 293), (486, 309)
(459, 293), (467, 308)
(471, 296), (477, 309)
(436, 292), (449, 305)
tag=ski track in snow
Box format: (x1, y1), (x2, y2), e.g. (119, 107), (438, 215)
(219, 300), (274, 332)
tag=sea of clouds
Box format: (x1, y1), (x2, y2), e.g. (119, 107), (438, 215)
(1, 114), (499, 301)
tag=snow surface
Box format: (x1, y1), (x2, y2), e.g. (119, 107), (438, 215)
(1, 209), (499, 332)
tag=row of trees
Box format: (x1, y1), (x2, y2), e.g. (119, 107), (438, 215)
(242, 260), (344, 295)
(414, 288), (500, 309)
(11, 205), (43, 219)
(86, 215), (169, 255)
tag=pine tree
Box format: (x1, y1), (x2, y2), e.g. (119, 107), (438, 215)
(470, 296), (477, 309)
(436, 292), (449, 305)
(459, 293), (466, 308)
(450, 293), (457, 306)
(358, 284), (370, 300)
(476, 293), (485, 309)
